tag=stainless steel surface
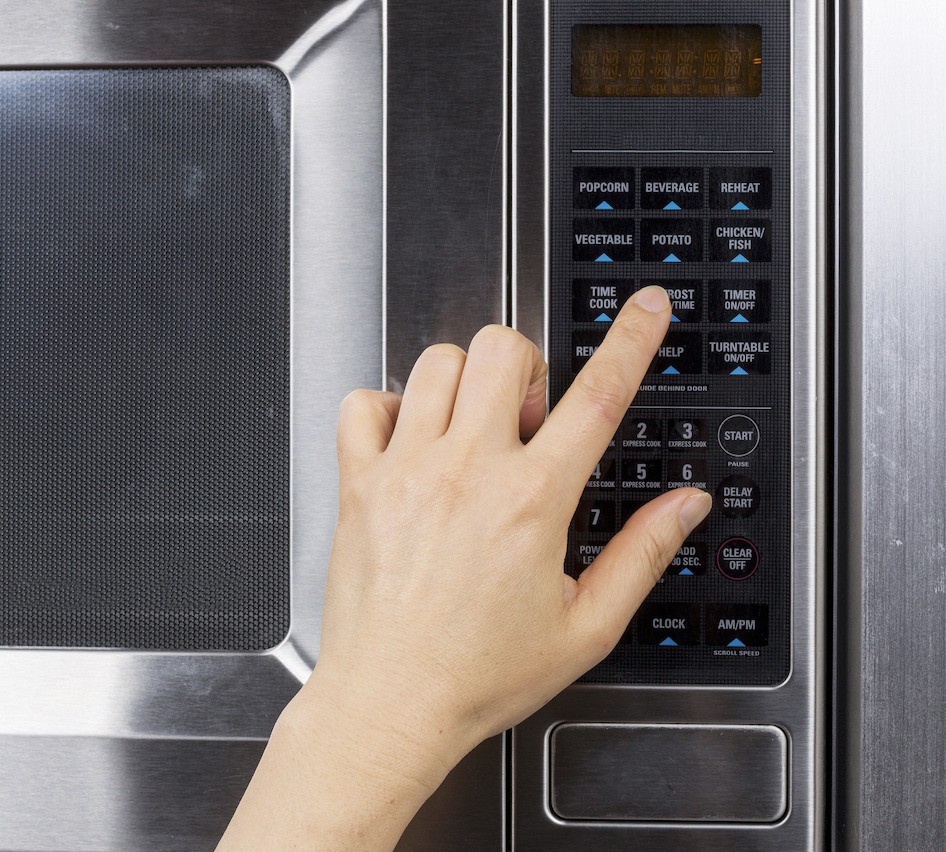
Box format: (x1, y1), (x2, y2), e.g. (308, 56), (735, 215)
(550, 723), (788, 823)
(510, 0), (826, 848)
(0, 0), (384, 848)
(836, 0), (946, 848)
(385, 3), (509, 848)
(384, 0), (508, 391)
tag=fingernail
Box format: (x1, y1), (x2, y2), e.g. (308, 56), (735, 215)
(678, 490), (712, 536)
(631, 285), (670, 313)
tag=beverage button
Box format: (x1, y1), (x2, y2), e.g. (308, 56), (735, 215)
(640, 167), (703, 210)
(716, 475), (760, 518)
(572, 279), (633, 323)
(634, 602), (701, 646)
(708, 332), (771, 375)
(574, 167), (635, 210)
(641, 279), (701, 323)
(709, 218), (772, 263)
(708, 279), (771, 323)
(705, 603), (769, 647)
(716, 537), (760, 581)
(717, 414), (760, 456)
(649, 331), (701, 375)
(574, 218), (635, 262)
(641, 218), (702, 262)
(709, 167), (772, 210)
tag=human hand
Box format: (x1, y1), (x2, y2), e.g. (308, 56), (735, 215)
(217, 285), (712, 852)
(312, 285), (711, 773)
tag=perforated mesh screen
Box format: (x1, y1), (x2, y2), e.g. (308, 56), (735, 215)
(0, 67), (290, 650)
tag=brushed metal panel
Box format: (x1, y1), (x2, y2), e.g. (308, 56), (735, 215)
(0, 736), (265, 852)
(511, 0), (825, 848)
(837, 0), (946, 848)
(384, 0), (507, 391)
(385, 3), (508, 848)
(0, 0), (386, 848)
(550, 724), (787, 823)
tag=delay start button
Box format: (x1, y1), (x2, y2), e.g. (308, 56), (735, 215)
(717, 537), (760, 581)
(717, 414), (760, 457)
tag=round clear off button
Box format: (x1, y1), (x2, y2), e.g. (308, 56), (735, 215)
(717, 414), (760, 457)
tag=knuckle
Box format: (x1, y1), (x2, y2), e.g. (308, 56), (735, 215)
(419, 342), (467, 370)
(471, 324), (529, 359)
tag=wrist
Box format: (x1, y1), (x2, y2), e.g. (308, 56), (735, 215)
(284, 661), (470, 809)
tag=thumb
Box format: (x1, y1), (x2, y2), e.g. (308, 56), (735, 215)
(565, 488), (712, 669)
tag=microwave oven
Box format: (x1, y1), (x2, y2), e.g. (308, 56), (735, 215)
(0, 1), (941, 850)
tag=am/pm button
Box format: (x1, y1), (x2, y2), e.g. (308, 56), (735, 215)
(706, 603), (769, 647)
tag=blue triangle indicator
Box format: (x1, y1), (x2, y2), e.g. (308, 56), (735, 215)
(663, 201), (682, 210)
(595, 253), (613, 262)
(662, 365), (680, 375)
(663, 253), (681, 263)
(596, 200), (614, 210)
(670, 313), (681, 323)
(594, 312), (613, 323)
(732, 201), (750, 210)
(679, 567), (694, 576)
(731, 313), (749, 323)
(731, 366), (749, 375)
(728, 638), (746, 647)
(731, 253), (750, 263)
(660, 637), (678, 646)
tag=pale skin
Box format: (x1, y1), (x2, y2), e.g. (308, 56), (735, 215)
(216, 285), (712, 851)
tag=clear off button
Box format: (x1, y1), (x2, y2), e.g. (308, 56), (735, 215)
(717, 414), (760, 456)
(717, 537), (760, 581)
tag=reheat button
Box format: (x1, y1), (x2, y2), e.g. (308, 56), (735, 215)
(709, 167), (772, 211)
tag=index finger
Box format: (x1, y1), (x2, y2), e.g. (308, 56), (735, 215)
(528, 286), (671, 498)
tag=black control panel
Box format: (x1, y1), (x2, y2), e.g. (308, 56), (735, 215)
(550, 3), (790, 685)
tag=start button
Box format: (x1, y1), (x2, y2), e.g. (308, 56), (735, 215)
(717, 414), (760, 457)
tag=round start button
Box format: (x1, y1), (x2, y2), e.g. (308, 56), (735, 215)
(717, 414), (760, 457)
(717, 537), (760, 581)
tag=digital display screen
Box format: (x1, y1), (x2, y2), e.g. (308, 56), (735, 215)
(572, 25), (762, 98)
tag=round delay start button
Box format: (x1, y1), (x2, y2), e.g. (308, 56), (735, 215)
(717, 537), (760, 581)
(717, 414), (760, 457)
